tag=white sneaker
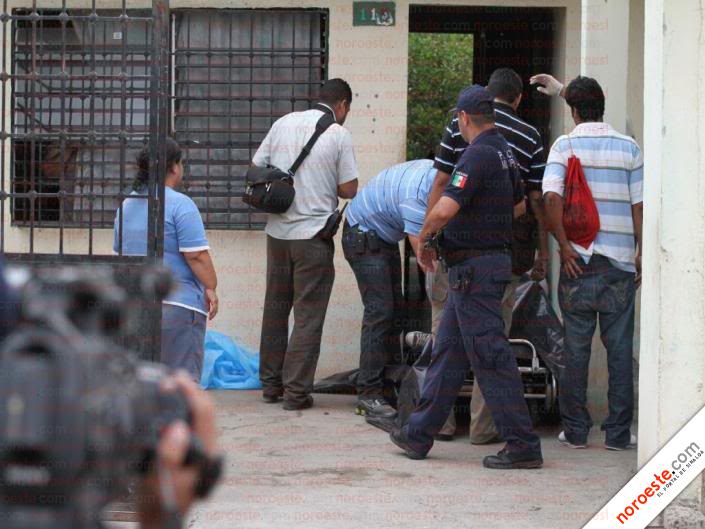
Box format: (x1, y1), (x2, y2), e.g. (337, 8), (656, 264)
(405, 331), (431, 349)
(605, 433), (637, 451)
(558, 431), (588, 449)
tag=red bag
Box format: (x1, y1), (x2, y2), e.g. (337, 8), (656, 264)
(563, 154), (600, 249)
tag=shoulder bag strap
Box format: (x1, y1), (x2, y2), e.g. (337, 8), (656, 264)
(287, 103), (337, 177)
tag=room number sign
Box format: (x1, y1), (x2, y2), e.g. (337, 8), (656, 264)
(352, 2), (395, 27)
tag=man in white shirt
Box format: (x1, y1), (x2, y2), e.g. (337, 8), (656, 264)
(252, 78), (359, 411)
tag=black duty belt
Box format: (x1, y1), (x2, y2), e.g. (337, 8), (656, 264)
(344, 220), (390, 254)
(442, 246), (511, 268)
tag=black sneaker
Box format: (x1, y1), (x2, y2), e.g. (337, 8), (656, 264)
(482, 448), (543, 469)
(355, 397), (397, 419)
(390, 429), (426, 460)
(365, 414), (396, 433)
(434, 433), (454, 442)
(605, 434), (637, 451)
(282, 395), (313, 411)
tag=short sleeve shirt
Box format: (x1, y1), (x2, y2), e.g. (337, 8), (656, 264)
(542, 122), (643, 271)
(442, 129), (523, 253)
(345, 159), (435, 243)
(252, 105), (359, 240)
(114, 187), (210, 315)
(434, 102), (546, 193)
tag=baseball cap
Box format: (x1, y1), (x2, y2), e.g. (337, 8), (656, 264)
(456, 85), (494, 115)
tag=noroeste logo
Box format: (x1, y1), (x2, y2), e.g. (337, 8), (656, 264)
(583, 406), (705, 529)
(615, 441), (703, 525)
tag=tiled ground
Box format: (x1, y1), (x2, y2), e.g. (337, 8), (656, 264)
(107, 391), (637, 529)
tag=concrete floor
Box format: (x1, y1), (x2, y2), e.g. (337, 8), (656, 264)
(108, 390), (637, 529)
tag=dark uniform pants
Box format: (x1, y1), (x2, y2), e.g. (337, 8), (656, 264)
(259, 235), (335, 405)
(405, 254), (541, 456)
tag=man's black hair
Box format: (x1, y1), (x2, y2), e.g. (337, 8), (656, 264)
(319, 78), (353, 105)
(487, 68), (523, 103)
(468, 111), (495, 126)
(564, 76), (605, 122)
(460, 99), (495, 126)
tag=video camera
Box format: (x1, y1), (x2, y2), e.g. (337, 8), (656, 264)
(0, 265), (198, 529)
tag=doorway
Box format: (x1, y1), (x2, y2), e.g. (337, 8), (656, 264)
(403, 4), (560, 335)
(406, 32), (474, 160)
(408, 4), (559, 153)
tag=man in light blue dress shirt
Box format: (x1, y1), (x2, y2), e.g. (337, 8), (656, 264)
(343, 159), (435, 419)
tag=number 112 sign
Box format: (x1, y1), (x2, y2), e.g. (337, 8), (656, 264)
(353, 2), (395, 27)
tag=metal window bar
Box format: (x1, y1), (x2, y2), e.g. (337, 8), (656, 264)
(1, 0), (170, 371)
(3, 6), (328, 241)
(172, 8), (328, 230)
(7, 6), (157, 234)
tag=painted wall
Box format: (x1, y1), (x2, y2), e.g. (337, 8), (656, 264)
(2, 0), (582, 383)
(627, 0), (644, 148)
(640, 0), (705, 509)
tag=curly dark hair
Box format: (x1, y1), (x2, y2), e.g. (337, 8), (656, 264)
(564, 76), (605, 122)
(133, 137), (182, 191)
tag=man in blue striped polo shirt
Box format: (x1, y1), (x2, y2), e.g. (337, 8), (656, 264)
(542, 76), (643, 451)
(343, 159), (435, 418)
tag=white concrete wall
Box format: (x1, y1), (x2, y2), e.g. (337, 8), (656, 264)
(640, 0), (705, 510)
(2, 0), (581, 380)
(581, 0), (629, 131)
(546, 0), (638, 420)
(627, 0), (644, 147)
(627, 0), (644, 413)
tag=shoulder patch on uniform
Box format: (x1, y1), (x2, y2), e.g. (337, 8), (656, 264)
(451, 169), (468, 188)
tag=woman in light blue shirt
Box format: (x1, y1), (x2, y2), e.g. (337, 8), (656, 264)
(114, 138), (218, 381)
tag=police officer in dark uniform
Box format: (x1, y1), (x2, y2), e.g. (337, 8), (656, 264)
(388, 85), (543, 469)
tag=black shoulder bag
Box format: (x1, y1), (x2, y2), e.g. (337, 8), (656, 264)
(244, 105), (336, 214)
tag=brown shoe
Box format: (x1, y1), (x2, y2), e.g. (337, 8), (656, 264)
(282, 395), (313, 411)
(262, 388), (283, 403)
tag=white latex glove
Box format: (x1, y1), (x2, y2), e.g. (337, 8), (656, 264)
(530, 74), (564, 97)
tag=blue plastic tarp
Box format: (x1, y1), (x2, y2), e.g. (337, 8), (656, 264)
(200, 330), (262, 390)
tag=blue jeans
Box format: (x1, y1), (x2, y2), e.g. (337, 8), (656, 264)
(405, 254), (541, 456)
(558, 254), (636, 447)
(342, 222), (404, 397)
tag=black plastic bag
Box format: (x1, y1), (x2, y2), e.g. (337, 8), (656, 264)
(312, 369), (358, 394)
(365, 339), (433, 433)
(509, 279), (565, 374)
(394, 339), (433, 427)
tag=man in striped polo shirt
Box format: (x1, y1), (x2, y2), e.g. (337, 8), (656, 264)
(426, 68), (549, 444)
(542, 76), (643, 451)
(343, 159), (436, 418)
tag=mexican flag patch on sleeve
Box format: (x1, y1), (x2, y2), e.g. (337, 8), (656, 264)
(451, 169), (468, 188)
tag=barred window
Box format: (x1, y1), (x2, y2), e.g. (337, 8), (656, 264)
(172, 9), (328, 229)
(10, 8), (328, 230)
(11, 9), (152, 228)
